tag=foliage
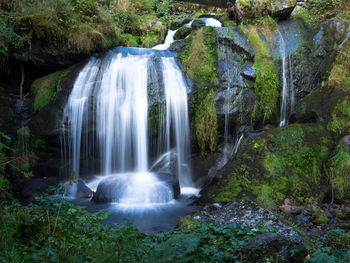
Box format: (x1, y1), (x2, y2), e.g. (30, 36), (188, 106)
(0, 194), (280, 262)
(296, 0), (350, 26)
(180, 27), (218, 156)
(306, 229), (350, 263)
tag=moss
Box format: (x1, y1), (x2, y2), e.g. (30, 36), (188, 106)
(240, 25), (279, 123)
(328, 141), (350, 202)
(121, 33), (140, 47)
(314, 212), (329, 225)
(205, 124), (332, 206)
(180, 27), (218, 156)
(32, 69), (70, 111)
(140, 31), (162, 48)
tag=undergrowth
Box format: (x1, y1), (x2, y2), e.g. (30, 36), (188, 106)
(0, 193), (280, 263)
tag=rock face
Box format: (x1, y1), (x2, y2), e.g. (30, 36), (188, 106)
(214, 27), (256, 129)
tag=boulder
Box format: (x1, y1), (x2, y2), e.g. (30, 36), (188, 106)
(65, 179), (93, 198)
(244, 232), (305, 262)
(92, 173), (179, 203)
(174, 27), (192, 40)
(170, 16), (193, 30)
(230, 0), (296, 21)
(169, 39), (187, 53)
(191, 19), (206, 30)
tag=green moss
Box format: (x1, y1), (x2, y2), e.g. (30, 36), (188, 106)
(314, 212), (329, 224)
(327, 99), (350, 135)
(140, 31), (162, 48)
(205, 124), (332, 206)
(32, 69), (70, 111)
(240, 25), (278, 123)
(181, 27), (218, 156)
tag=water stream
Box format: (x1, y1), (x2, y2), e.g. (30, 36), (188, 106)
(277, 28), (295, 127)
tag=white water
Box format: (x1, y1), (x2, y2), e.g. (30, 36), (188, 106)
(153, 17), (221, 50)
(63, 48), (193, 204)
(277, 29), (295, 127)
(162, 57), (192, 187)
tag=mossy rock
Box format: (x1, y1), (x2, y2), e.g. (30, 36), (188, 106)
(295, 35), (350, 136)
(230, 0), (296, 21)
(31, 69), (70, 111)
(174, 26), (192, 40)
(203, 123), (333, 207)
(180, 27), (218, 157)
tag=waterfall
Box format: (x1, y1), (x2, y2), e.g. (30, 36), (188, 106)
(62, 48), (193, 202)
(277, 28), (295, 127)
(161, 57), (192, 187)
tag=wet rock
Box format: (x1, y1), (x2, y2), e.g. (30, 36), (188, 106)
(191, 19), (206, 30)
(92, 173), (179, 203)
(169, 39), (186, 53)
(244, 232), (304, 262)
(270, 0), (297, 19)
(65, 179), (94, 198)
(240, 65), (256, 80)
(174, 27), (192, 40)
(170, 16), (193, 30)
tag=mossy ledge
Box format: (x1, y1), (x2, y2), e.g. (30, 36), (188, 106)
(180, 27), (218, 157)
(31, 69), (70, 112)
(204, 123), (333, 207)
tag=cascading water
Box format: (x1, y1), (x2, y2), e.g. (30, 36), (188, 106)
(277, 28), (295, 127)
(62, 47), (193, 205)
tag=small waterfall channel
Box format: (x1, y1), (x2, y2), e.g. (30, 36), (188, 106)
(276, 27), (295, 127)
(62, 18), (222, 209)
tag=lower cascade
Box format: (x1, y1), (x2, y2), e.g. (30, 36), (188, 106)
(62, 47), (194, 206)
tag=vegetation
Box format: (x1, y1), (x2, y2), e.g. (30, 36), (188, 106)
(180, 27), (218, 156)
(0, 193), (286, 263)
(295, 0), (350, 27)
